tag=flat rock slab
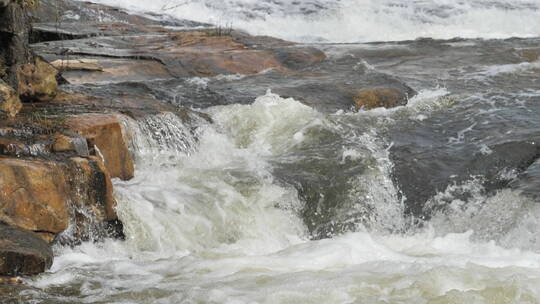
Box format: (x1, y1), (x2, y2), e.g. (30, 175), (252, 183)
(0, 222), (53, 276)
(54, 58), (173, 84)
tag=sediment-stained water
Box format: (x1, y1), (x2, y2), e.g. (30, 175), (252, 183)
(7, 0), (540, 303)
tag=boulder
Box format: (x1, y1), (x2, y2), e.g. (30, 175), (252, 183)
(0, 158), (70, 234)
(17, 57), (58, 102)
(353, 88), (409, 110)
(0, 222), (53, 276)
(0, 156), (118, 241)
(66, 113), (135, 181)
(0, 79), (21, 117)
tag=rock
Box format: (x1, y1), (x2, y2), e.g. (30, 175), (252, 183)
(56, 58), (172, 84)
(17, 57), (58, 102)
(517, 48), (540, 62)
(51, 133), (89, 156)
(272, 47), (326, 70)
(390, 141), (540, 218)
(0, 0), (33, 88)
(0, 79), (21, 117)
(0, 222), (53, 276)
(0, 158), (70, 234)
(67, 113), (135, 181)
(353, 88), (409, 110)
(0, 156), (118, 241)
(50, 59), (104, 72)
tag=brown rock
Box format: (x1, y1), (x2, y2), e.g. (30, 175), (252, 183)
(50, 59), (104, 72)
(0, 156), (119, 241)
(67, 114), (134, 180)
(0, 158), (70, 234)
(353, 88), (409, 110)
(0, 222), (53, 276)
(17, 57), (58, 102)
(57, 58), (172, 85)
(51, 133), (75, 152)
(0, 79), (21, 117)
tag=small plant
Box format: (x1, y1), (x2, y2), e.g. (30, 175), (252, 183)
(207, 22), (233, 37)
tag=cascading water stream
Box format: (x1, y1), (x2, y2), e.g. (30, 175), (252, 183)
(25, 91), (540, 303)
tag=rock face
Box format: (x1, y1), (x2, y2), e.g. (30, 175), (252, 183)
(0, 1), (58, 107)
(0, 79), (21, 116)
(0, 222), (53, 276)
(0, 156), (117, 242)
(67, 114), (135, 181)
(0, 1), (33, 88)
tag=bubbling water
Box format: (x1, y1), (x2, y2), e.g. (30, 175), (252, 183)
(27, 92), (540, 303)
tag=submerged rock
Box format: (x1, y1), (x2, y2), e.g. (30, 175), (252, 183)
(391, 141), (540, 218)
(0, 222), (53, 276)
(353, 88), (410, 110)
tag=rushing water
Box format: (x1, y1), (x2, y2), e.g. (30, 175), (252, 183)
(89, 0), (540, 43)
(8, 0), (540, 303)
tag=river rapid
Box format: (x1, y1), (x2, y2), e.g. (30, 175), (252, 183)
(12, 0), (540, 303)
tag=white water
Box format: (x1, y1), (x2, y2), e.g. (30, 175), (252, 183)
(88, 0), (540, 42)
(29, 92), (540, 303)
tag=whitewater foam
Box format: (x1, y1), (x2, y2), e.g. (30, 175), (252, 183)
(28, 92), (540, 303)
(90, 0), (540, 43)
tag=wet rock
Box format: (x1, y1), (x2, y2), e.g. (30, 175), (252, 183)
(31, 23), (101, 43)
(0, 157), (70, 234)
(66, 113), (134, 181)
(56, 58), (172, 84)
(391, 141), (540, 218)
(0, 222), (53, 276)
(0, 79), (21, 117)
(353, 88), (409, 110)
(51, 133), (89, 156)
(0, 156), (118, 241)
(272, 47), (326, 70)
(17, 57), (58, 102)
(50, 59), (104, 72)
(32, 27), (326, 79)
(0, 0), (33, 88)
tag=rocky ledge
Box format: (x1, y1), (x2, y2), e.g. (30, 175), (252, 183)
(0, 0), (417, 278)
